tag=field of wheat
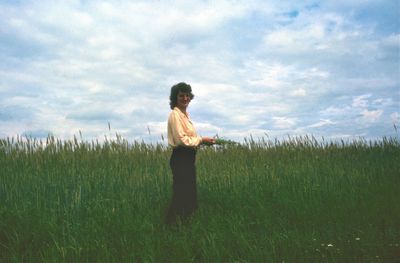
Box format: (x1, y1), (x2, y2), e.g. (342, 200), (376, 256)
(0, 135), (399, 262)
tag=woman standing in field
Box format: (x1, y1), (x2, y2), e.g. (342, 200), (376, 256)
(165, 82), (215, 225)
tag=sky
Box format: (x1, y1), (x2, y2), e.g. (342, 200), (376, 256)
(0, 0), (399, 143)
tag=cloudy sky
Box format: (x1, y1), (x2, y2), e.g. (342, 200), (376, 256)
(0, 0), (399, 143)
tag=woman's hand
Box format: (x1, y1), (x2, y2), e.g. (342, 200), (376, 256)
(201, 137), (216, 145)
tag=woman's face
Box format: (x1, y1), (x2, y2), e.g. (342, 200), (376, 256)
(177, 91), (191, 109)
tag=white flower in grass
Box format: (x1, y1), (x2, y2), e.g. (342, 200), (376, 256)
(327, 244), (334, 247)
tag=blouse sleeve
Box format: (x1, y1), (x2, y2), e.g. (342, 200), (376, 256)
(168, 111), (202, 147)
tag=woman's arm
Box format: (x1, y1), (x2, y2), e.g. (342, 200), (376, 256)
(201, 137), (216, 145)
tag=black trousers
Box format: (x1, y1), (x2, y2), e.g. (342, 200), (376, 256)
(166, 147), (197, 223)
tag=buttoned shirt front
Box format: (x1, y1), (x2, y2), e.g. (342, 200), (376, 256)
(168, 107), (202, 148)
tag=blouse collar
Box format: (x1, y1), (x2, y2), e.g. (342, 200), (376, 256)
(174, 106), (189, 118)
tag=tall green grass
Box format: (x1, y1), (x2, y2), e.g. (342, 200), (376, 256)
(0, 135), (399, 262)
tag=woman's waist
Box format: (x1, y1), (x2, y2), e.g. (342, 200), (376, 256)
(172, 146), (197, 157)
(172, 146), (197, 155)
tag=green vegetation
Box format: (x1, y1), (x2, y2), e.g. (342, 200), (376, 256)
(0, 135), (399, 262)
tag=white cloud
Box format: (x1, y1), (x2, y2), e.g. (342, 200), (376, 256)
(264, 23), (326, 49)
(290, 88), (307, 97)
(381, 33), (400, 47)
(146, 121), (167, 136)
(195, 122), (222, 136)
(242, 60), (329, 96)
(245, 62), (291, 89)
(0, 0), (398, 141)
(272, 117), (297, 129)
(361, 109), (383, 123)
(320, 106), (351, 116)
(391, 112), (399, 124)
(308, 119), (336, 128)
(372, 98), (393, 107)
(352, 94), (371, 108)
(262, 10), (366, 55)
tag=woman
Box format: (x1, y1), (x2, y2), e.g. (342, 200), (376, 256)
(165, 82), (215, 225)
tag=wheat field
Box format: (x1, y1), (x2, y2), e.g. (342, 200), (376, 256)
(0, 135), (399, 262)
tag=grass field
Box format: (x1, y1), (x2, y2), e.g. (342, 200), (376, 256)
(0, 135), (399, 262)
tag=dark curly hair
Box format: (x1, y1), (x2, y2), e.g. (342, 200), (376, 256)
(169, 82), (195, 109)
